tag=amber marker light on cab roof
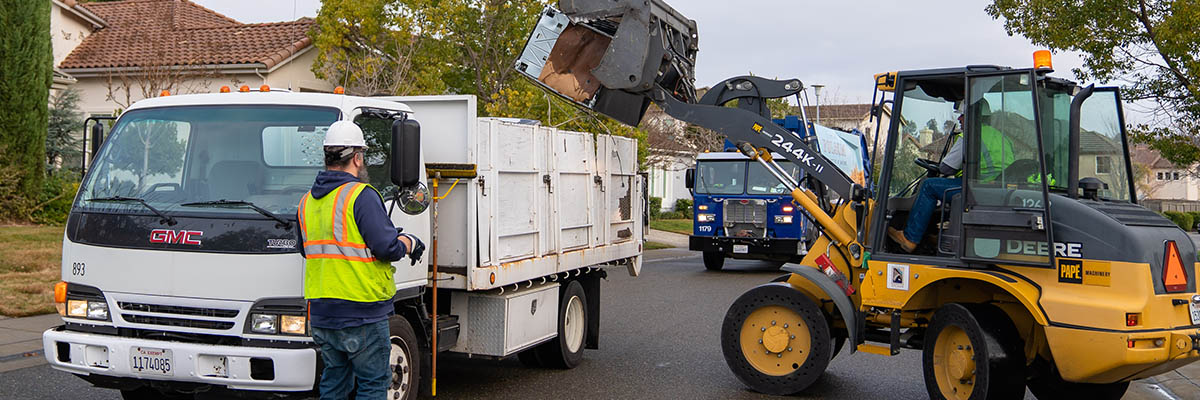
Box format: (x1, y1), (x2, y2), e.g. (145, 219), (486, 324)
(219, 85), (231, 93)
(1034, 50), (1053, 72)
(239, 85), (251, 92)
(159, 90), (170, 96)
(260, 84), (271, 92)
(333, 86), (345, 94)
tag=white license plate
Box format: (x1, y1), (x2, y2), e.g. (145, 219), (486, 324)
(733, 244), (749, 254)
(1190, 302), (1200, 325)
(130, 347), (174, 376)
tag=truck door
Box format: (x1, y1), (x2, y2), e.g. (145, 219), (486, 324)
(959, 71), (1055, 266)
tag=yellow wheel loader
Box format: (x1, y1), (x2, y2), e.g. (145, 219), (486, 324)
(516, 2), (1200, 398)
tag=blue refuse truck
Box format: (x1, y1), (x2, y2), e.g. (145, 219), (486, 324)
(686, 117), (869, 270)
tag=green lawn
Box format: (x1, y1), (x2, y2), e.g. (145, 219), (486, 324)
(0, 225), (64, 317)
(644, 241), (673, 250)
(650, 218), (693, 235)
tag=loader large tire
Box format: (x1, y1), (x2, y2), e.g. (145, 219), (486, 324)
(922, 303), (1025, 400)
(721, 283), (832, 395)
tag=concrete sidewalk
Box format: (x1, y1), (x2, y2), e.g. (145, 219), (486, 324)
(647, 228), (689, 248)
(0, 314), (59, 373)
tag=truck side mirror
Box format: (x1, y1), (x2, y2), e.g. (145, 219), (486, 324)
(90, 122), (105, 159)
(685, 168), (695, 190)
(390, 119), (421, 187)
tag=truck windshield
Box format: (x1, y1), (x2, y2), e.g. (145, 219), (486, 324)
(695, 161), (745, 194)
(76, 105), (340, 217)
(747, 160), (799, 194)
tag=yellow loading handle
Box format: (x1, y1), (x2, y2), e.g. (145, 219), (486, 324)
(790, 188), (854, 248)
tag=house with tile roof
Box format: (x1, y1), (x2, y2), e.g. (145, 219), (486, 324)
(1131, 145), (1200, 203)
(50, 0), (332, 117)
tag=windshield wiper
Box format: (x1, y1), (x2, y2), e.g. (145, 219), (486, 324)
(86, 196), (178, 225)
(181, 200), (293, 229)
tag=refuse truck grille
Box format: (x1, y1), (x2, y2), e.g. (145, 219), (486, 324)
(119, 302), (239, 318)
(724, 199), (766, 237)
(122, 314), (235, 330)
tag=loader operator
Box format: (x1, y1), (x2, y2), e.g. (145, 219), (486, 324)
(298, 120), (426, 400)
(887, 99), (1013, 253)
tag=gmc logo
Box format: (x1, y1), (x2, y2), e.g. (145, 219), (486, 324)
(150, 229), (203, 245)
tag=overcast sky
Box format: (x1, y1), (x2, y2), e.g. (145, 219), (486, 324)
(195, 0), (1091, 106)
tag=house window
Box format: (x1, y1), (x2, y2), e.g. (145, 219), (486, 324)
(1157, 171), (1165, 180)
(1095, 156), (1112, 174)
(1173, 171), (1181, 180)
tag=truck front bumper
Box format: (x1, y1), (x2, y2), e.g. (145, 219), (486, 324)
(43, 326), (317, 392)
(1045, 325), (1200, 383)
(689, 235), (805, 260)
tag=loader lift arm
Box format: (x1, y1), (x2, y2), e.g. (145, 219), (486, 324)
(517, 1), (865, 254)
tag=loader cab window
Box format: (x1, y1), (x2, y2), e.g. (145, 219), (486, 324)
(887, 77), (961, 198)
(1038, 85), (1133, 201)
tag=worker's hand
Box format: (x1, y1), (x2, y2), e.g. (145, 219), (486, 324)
(399, 233), (426, 266)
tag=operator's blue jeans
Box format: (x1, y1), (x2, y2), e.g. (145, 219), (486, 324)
(312, 319), (391, 400)
(903, 177), (961, 243)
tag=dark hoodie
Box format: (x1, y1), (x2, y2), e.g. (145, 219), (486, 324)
(302, 170), (407, 329)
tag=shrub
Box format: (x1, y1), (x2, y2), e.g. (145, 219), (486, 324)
(1163, 211), (1195, 231)
(29, 170), (79, 225)
(658, 211), (686, 219)
(674, 198), (693, 218)
(649, 197), (662, 218)
(1189, 211), (1200, 230)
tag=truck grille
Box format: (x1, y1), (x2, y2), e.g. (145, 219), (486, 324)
(117, 302), (239, 330)
(724, 199), (767, 237)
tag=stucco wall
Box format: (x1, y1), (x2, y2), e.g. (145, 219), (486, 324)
(264, 49), (333, 93)
(50, 2), (95, 67)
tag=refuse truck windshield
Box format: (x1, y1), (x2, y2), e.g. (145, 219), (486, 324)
(76, 105), (340, 217)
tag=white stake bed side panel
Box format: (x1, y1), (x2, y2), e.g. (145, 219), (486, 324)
(381, 96), (643, 291)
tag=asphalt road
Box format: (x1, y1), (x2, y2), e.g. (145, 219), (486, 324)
(1, 248), (1092, 400)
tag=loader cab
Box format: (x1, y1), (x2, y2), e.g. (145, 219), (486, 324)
(870, 66), (1136, 266)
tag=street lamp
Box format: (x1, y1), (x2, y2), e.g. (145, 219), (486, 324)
(811, 84), (825, 125)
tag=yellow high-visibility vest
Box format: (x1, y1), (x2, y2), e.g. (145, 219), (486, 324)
(299, 182), (395, 302)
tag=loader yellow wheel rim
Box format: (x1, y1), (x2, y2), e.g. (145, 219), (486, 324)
(738, 305), (810, 376)
(932, 325), (975, 400)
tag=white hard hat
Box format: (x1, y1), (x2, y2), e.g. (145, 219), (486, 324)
(324, 121), (367, 148)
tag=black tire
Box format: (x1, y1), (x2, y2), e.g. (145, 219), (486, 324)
(387, 315), (421, 400)
(703, 251), (725, 271)
(922, 303), (1025, 400)
(1027, 358), (1129, 400)
(721, 283), (832, 395)
(536, 280), (587, 369)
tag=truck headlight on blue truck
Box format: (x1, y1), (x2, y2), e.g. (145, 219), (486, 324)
(697, 213), (716, 223)
(774, 215), (793, 224)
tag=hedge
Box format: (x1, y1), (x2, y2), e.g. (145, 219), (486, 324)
(1163, 211), (1195, 231)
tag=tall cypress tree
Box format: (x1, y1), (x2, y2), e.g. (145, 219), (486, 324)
(0, 0), (52, 215)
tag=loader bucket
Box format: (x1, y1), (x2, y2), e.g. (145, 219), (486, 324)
(514, 0), (698, 126)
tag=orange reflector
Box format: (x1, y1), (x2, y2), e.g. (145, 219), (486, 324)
(1128, 339), (1135, 348)
(1126, 313), (1139, 326)
(260, 84), (271, 92)
(239, 85), (250, 93)
(489, 272), (496, 284)
(159, 90), (170, 97)
(1164, 240), (1188, 292)
(219, 85), (230, 93)
(54, 281), (67, 303)
(333, 86), (345, 94)
(1033, 50), (1053, 71)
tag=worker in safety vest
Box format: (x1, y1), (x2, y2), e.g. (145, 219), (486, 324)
(299, 120), (426, 400)
(887, 98), (1013, 253)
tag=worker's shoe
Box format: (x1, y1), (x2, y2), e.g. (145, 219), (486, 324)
(887, 227), (917, 253)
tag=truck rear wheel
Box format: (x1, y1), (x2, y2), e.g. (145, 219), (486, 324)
(922, 303), (1024, 400)
(1027, 359), (1128, 400)
(536, 280), (587, 369)
(703, 251), (725, 271)
(721, 284), (832, 395)
(387, 315), (420, 400)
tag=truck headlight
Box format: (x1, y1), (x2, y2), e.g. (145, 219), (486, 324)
(697, 213), (716, 223)
(87, 301), (109, 320)
(67, 300), (88, 318)
(251, 314), (278, 334)
(774, 215), (793, 224)
(280, 315), (307, 335)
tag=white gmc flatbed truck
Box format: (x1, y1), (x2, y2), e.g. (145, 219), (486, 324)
(42, 92), (645, 399)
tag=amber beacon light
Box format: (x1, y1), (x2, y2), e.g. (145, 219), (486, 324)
(1033, 50), (1053, 72)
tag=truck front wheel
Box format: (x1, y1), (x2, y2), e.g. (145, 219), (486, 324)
(537, 280), (587, 369)
(703, 251), (725, 271)
(387, 315), (420, 400)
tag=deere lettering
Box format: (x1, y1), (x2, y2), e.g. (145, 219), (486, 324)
(1004, 240), (1082, 258)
